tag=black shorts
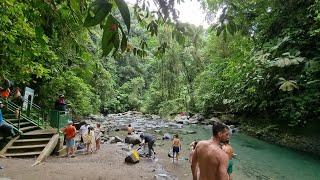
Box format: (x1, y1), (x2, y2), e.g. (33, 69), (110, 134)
(173, 146), (180, 153)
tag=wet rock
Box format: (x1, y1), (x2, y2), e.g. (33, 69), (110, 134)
(125, 134), (141, 145)
(210, 117), (221, 123)
(167, 122), (183, 129)
(186, 130), (196, 134)
(109, 136), (123, 144)
(154, 130), (162, 133)
(162, 133), (172, 140)
(174, 114), (189, 124)
(152, 115), (161, 120)
(189, 113), (205, 123)
(154, 174), (175, 180)
(189, 120), (198, 124)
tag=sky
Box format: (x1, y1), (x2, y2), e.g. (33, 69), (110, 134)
(125, 0), (209, 27)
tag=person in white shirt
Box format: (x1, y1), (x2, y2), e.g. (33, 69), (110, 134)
(79, 122), (89, 143)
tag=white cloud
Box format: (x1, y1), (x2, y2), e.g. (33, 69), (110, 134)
(125, 0), (209, 27)
(176, 1), (208, 27)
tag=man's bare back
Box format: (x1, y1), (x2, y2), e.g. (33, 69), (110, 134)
(191, 139), (229, 180)
(172, 138), (181, 147)
(127, 126), (134, 134)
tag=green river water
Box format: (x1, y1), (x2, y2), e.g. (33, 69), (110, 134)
(180, 125), (320, 180)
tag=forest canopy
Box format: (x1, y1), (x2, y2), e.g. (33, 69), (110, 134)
(1, 0), (319, 130)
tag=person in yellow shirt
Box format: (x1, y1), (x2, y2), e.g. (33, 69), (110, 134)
(84, 126), (95, 154)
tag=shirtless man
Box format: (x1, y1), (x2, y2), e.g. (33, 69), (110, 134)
(172, 134), (182, 163)
(191, 122), (230, 180)
(127, 124), (134, 135)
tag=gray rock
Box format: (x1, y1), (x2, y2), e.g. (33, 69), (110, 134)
(189, 113), (205, 122)
(154, 129), (162, 133)
(210, 117), (221, 123)
(162, 133), (172, 140)
(109, 136), (123, 144)
(125, 134), (141, 145)
(154, 174), (175, 180)
(186, 130), (196, 134)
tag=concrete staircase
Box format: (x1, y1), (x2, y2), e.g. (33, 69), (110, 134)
(5, 118), (41, 133)
(0, 130), (57, 158)
(0, 98), (62, 161)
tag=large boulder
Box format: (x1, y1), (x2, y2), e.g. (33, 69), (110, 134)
(125, 134), (141, 145)
(162, 133), (172, 140)
(210, 117), (222, 123)
(109, 136), (123, 144)
(167, 122), (183, 129)
(189, 113), (205, 123)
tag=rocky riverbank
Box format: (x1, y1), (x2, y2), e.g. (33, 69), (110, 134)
(239, 124), (320, 156)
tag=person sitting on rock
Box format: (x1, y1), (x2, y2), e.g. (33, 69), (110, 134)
(140, 133), (156, 158)
(127, 124), (134, 135)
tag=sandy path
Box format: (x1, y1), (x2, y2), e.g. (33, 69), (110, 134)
(0, 143), (161, 180)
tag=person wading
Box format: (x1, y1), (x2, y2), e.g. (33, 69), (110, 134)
(191, 122), (230, 180)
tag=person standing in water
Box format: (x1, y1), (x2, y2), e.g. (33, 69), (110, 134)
(191, 122), (230, 180)
(172, 134), (182, 163)
(222, 143), (235, 180)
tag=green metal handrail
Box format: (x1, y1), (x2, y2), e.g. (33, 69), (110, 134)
(48, 110), (71, 134)
(0, 97), (47, 131)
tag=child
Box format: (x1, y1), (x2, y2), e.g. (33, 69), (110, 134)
(189, 141), (198, 164)
(222, 144), (234, 180)
(172, 134), (181, 163)
(94, 123), (102, 151)
(84, 126), (95, 153)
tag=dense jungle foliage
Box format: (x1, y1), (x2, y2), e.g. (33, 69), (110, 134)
(1, 0), (319, 131)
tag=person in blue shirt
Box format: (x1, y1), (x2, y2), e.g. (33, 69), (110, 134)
(0, 101), (16, 139)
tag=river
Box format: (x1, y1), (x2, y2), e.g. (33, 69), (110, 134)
(181, 125), (320, 180)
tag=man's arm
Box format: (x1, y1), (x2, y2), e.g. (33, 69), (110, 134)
(191, 145), (199, 180)
(217, 152), (229, 180)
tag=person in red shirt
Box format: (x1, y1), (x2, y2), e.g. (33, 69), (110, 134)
(62, 121), (76, 157)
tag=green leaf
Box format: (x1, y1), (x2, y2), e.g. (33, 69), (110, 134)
(216, 25), (224, 36)
(114, 0), (131, 33)
(119, 25), (128, 52)
(102, 15), (118, 56)
(228, 21), (236, 35)
(113, 31), (120, 54)
(84, 0), (112, 27)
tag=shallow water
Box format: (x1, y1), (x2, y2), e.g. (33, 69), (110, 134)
(180, 125), (320, 180)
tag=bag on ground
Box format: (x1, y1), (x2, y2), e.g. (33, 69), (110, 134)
(125, 149), (140, 164)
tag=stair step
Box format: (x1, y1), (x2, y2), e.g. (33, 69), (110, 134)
(5, 118), (20, 122)
(8, 144), (47, 149)
(4, 151), (42, 157)
(15, 138), (51, 142)
(13, 122), (32, 126)
(23, 130), (56, 135)
(20, 126), (39, 132)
